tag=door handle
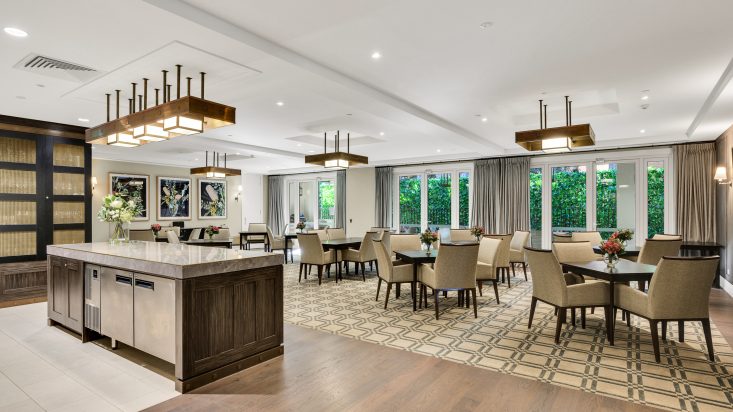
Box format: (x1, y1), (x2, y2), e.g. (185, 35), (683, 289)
(134, 279), (155, 290)
(115, 275), (133, 285)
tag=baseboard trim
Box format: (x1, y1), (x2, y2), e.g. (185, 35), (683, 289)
(721, 276), (733, 298)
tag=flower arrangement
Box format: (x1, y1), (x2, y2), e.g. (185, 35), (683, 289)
(296, 221), (306, 232)
(612, 228), (634, 243)
(470, 226), (485, 240)
(151, 224), (161, 236)
(419, 229), (439, 254)
(599, 237), (624, 268)
(205, 225), (221, 239)
(97, 194), (142, 243)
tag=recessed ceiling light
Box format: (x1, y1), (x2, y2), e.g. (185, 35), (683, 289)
(297, 143), (302, 147)
(481, 117), (488, 122)
(276, 101), (284, 106)
(641, 95), (649, 100)
(371, 51), (381, 60)
(379, 132), (384, 136)
(308, 150), (315, 153)
(4, 27), (28, 37)
(236, 152), (240, 155)
(436, 149), (441, 153)
(640, 129), (646, 134)
(78, 118), (89, 122)
(194, 158), (199, 161)
(479, 22), (493, 29)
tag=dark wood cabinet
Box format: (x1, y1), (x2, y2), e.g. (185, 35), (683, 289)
(47, 256), (83, 334)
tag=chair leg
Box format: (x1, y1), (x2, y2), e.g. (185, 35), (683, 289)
(457, 291), (463, 307)
(434, 289), (440, 320)
(701, 319), (715, 362)
(581, 308), (586, 329)
(511, 264), (516, 278)
(477, 281), (483, 297)
(650, 320), (661, 363)
(424, 285), (429, 308)
(471, 288), (478, 318)
(555, 306), (566, 344)
(528, 296), (538, 328)
(570, 308), (576, 326)
(591, 307), (595, 315)
(317, 265), (323, 286)
(604, 306), (613, 342)
(678, 321), (685, 342)
(493, 281), (500, 304)
(375, 278), (382, 301)
(299, 263), (303, 282)
(506, 268), (511, 288)
(369, 261), (373, 271)
(522, 262), (528, 281)
(384, 283), (392, 309)
(661, 321), (667, 341)
(361, 262), (366, 281)
(418, 284), (423, 309)
(396, 283), (401, 298)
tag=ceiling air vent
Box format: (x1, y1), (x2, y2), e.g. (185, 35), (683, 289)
(13, 53), (100, 83)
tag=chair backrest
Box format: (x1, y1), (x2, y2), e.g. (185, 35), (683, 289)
(248, 223), (267, 232)
(372, 238), (395, 281)
(571, 231), (602, 245)
(371, 227), (392, 233)
(524, 247), (567, 306)
(433, 244), (479, 290)
(189, 228), (201, 241)
(358, 231), (378, 260)
(167, 230), (180, 244)
(647, 256), (719, 319)
(378, 230), (392, 255)
(477, 237), (501, 267)
(637, 239), (682, 266)
(212, 228), (230, 240)
(266, 226), (275, 244)
(297, 233), (326, 265)
(157, 226), (180, 238)
(652, 233), (683, 240)
(510, 231), (530, 251)
(129, 229), (155, 242)
(552, 233), (572, 243)
(485, 234), (512, 266)
(312, 229), (328, 241)
(449, 229), (474, 242)
(391, 234), (421, 253)
(327, 227), (346, 240)
(551, 241), (599, 263)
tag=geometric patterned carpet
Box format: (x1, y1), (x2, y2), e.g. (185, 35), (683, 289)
(283, 262), (733, 412)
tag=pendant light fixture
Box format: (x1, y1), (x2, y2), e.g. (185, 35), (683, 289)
(515, 96), (595, 153)
(86, 65), (235, 147)
(190, 151), (241, 178)
(304, 130), (368, 169)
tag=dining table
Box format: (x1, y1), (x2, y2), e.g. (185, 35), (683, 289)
(321, 237), (363, 279)
(561, 260), (656, 345)
(239, 231), (269, 250)
(394, 249), (438, 311)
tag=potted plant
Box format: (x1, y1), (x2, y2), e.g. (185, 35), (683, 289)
(296, 221), (306, 233)
(151, 223), (161, 237)
(419, 228), (439, 255)
(97, 194), (140, 243)
(205, 225), (220, 240)
(599, 237), (624, 269)
(470, 226), (485, 241)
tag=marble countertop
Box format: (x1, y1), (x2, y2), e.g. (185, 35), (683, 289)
(47, 241), (283, 279)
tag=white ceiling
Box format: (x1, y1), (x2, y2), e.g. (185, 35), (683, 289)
(1, 0), (732, 174)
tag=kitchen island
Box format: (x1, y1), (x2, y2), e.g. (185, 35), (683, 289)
(46, 241), (284, 393)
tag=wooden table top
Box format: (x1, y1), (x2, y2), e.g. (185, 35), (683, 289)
(593, 246), (641, 256)
(395, 249), (438, 264)
(183, 238), (233, 245)
(321, 237), (363, 249)
(563, 260), (656, 282)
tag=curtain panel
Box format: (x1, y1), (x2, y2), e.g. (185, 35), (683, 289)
(471, 157), (530, 234)
(267, 175), (286, 236)
(336, 170), (346, 229)
(674, 143), (716, 242)
(374, 166), (394, 228)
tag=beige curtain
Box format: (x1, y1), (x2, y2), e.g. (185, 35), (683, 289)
(674, 143), (716, 242)
(471, 157), (530, 234)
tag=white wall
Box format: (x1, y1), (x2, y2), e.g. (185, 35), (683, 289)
(91, 159), (244, 242)
(345, 167), (375, 236)
(241, 173), (265, 227)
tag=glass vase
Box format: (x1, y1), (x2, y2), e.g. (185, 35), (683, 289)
(604, 253), (619, 269)
(109, 221), (129, 244)
(424, 242), (432, 255)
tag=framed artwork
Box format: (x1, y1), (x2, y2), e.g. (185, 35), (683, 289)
(158, 176), (191, 220)
(198, 179), (227, 219)
(109, 173), (149, 221)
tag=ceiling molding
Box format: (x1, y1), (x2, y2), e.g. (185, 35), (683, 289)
(686, 56), (733, 138)
(144, 0), (505, 154)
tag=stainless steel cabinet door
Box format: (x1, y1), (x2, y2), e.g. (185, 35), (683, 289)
(100, 267), (134, 346)
(133, 273), (175, 363)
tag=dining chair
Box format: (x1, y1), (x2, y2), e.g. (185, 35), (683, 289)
(652, 233), (683, 240)
(166, 230), (180, 244)
(246, 223), (268, 249)
(372, 237), (413, 309)
(524, 247), (611, 343)
(297, 233), (335, 285)
(614, 256), (719, 362)
(158, 226), (180, 239)
(419, 243), (480, 320)
(509, 231), (530, 280)
(551, 241), (602, 285)
(129, 229), (155, 242)
(266, 226), (291, 263)
(370, 227), (393, 233)
(312, 229), (329, 241)
(475, 237), (501, 304)
(343, 232), (378, 280)
(188, 228), (202, 241)
(485, 234), (512, 287)
(391, 234), (421, 254)
(212, 228), (230, 240)
(633, 239), (683, 289)
(327, 227), (346, 240)
(570, 231), (603, 245)
(449, 229), (474, 242)
(552, 233), (572, 243)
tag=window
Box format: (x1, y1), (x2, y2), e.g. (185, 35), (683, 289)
(427, 172), (451, 238)
(318, 180), (335, 228)
(551, 165), (587, 234)
(596, 162), (637, 244)
(399, 175), (422, 233)
(647, 161), (665, 238)
(529, 167), (542, 247)
(458, 172), (470, 228)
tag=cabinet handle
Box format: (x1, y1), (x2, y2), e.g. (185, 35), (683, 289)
(134, 279), (155, 290)
(115, 275), (133, 285)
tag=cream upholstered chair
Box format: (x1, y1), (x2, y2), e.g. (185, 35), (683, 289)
(297, 233), (335, 285)
(166, 230), (180, 244)
(524, 247), (611, 343)
(449, 229), (474, 242)
(244, 223), (267, 249)
(614, 256), (719, 362)
(188, 228), (202, 241)
(343, 232), (378, 280)
(372, 237), (413, 309)
(157, 226), (180, 239)
(311, 229), (328, 241)
(551, 241), (602, 284)
(633, 239), (682, 289)
(327, 227), (346, 240)
(509, 231), (530, 280)
(371, 227), (392, 233)
(571, 231), (603, 245)
(652, 233), (683, 240)
(129, 229), (155, 242)
(552, 233), (572, 243)
(391, 234), (421, 254)
(475, 237), (501, 304)
(419, 243), (480, 320)
(266, 226), (290, 263)
(212, 227), (230, 240)
(486, 234), (512, 287)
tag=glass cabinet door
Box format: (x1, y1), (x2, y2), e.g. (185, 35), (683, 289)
(0, 135), (38, 258)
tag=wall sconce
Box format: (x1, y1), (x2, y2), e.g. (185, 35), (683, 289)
(234, 185), (243, 202)
(91, 176), (98, 192)
(714, 166), (731, 186)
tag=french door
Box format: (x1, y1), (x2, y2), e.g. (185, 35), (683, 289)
(286, 178), (335, 231)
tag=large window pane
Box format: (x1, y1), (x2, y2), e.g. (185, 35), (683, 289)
(596, 162), (636, 245)
(647, 162), (665, 238)
(399, 175), (421, 233)
(299, 181), (316, 230)
(427, 173), (451, 239)
(529, 167), (542, 247)
(458, 172), (470, 228)
(551, 166), (586, 235)
(318, 180), (335, 228)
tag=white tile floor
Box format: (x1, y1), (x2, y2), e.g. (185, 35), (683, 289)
(0, 303), (179, 412)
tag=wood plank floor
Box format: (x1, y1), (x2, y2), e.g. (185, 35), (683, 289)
(146, 289), (733, 412)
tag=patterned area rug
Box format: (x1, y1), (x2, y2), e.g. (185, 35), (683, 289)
(283, 262), (733, 412)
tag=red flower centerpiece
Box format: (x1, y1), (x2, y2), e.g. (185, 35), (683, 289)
(419, 228), (439, 255)
(599, 237), (624, 269)
(151, 223), (161, 236)
(205, 225), (220, 240)
(469, 226), (485, 241)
